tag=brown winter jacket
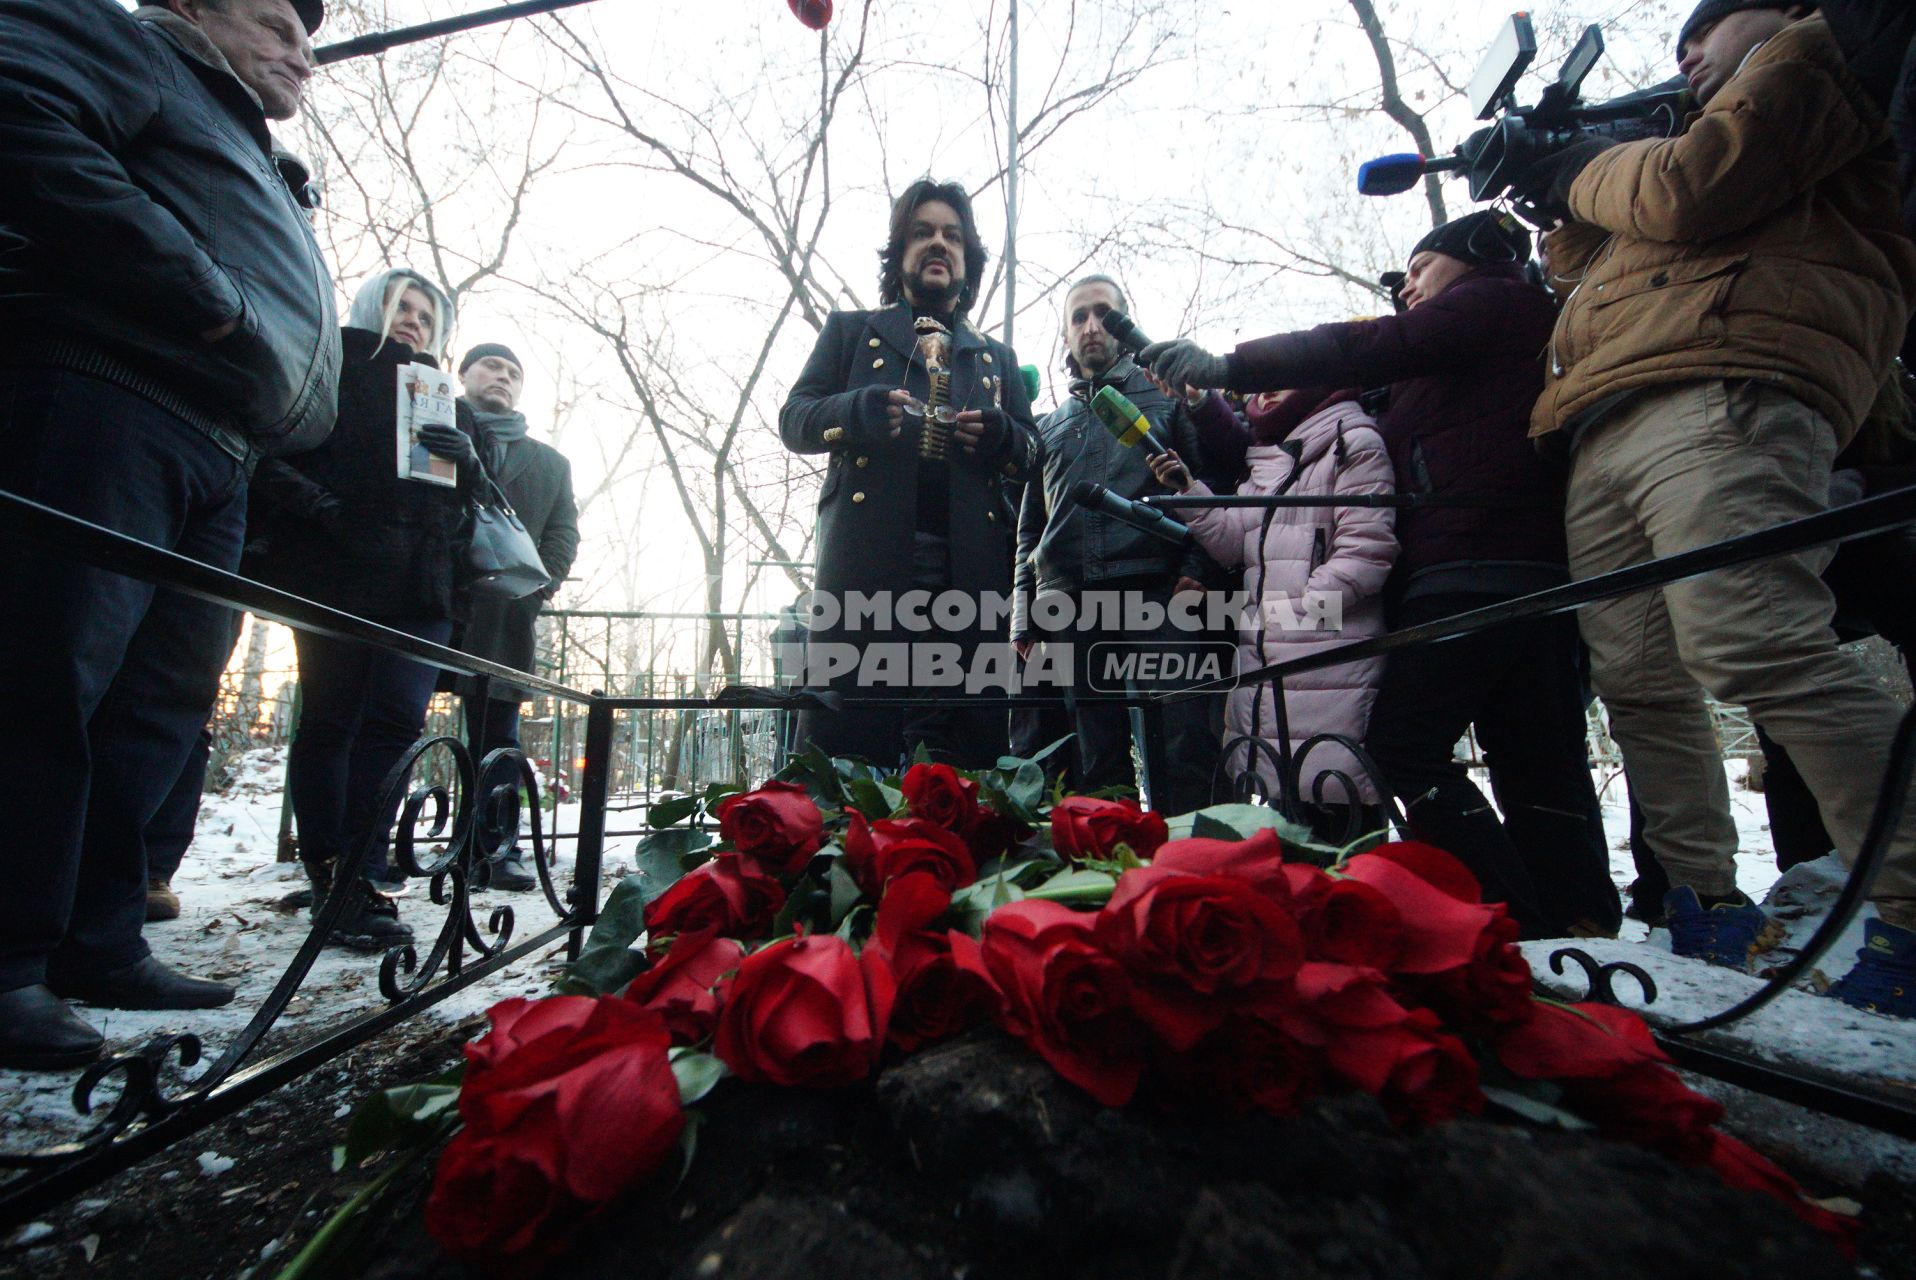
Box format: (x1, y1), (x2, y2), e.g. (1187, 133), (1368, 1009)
(1533, 14), (1916, 447)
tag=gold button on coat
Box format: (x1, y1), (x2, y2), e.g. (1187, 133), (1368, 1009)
(871, 358), (885, 370)
(868, 337), (881, 347)
(852, 491), (867, 503)
(982, 353), (994, 363)
(855, 456), (869, 468)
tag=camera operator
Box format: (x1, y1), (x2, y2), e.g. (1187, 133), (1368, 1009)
(1513, 2), (1916, 1009)
(1140, 211), (1619, 940)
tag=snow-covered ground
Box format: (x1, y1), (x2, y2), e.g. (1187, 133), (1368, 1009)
(0, 747), (645, 1152)
(2, 749), (1909, 1162)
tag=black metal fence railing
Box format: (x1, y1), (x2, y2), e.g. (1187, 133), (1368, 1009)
(1, 477), (1913, 1224)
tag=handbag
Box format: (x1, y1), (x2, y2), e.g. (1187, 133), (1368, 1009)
(465, 474), (550, 600)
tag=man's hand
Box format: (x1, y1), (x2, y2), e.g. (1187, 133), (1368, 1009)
(954, 407), (1011, 457)
(1172, 576), (1204, 598)
(882, 389), (913, 439)
(417, 423), (478, 468)
(1014, 635), (1036, 663)
(1509, 129), (1616, 215)
(1138, 339), (1228, 391)
(1148, 449), (1193, 492)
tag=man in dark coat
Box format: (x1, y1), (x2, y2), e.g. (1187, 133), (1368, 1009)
(454, 343), (580, 891)
(1139, 212), (1620, 940)
(1014, 275), (1227, 811)
(779, 180), (1042, 769)
(0, 0), (336, 1070)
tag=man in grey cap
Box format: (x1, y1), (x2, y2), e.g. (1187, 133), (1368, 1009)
(455, 343), (580, 892)
(0, 0), (335, 1069)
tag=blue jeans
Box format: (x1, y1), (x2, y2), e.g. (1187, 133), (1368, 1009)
(288, 619), (452, 884)
(0, 369), (247, 991)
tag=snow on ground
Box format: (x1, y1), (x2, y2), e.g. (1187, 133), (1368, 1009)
(0, 747), (647, 1152)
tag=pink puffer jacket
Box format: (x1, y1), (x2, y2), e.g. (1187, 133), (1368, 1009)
(1184, 399), (1398, 805)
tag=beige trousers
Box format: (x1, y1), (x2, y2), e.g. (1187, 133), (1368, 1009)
(1567, 380), (1915, 927)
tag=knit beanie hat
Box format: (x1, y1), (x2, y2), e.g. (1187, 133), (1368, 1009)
(1677, 1), (1809, 55)
(292, 0), (324, 34)
(459, 343), (523, 375)
(1409, 211), (1531, 269)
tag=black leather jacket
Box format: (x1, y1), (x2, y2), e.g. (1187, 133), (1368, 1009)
(1013, 358), (1222, 636)
(0, 0), (338, 454)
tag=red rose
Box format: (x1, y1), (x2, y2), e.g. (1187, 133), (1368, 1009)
(787, 0), (832, 29)
(1150, 828), (1292, 904)
(713, 933), (894, 1087)
(716, 781), (825, 875)
(643, 853), (786, 943)
(972, 899), (1147, 1106)
(1369, 840), (1482, 902)
(1096, 863), (1304, 1049)
(1169, 1015), (1321, 1118)
(1281, 961), (1411, 1062)
(426, 996), (686, 1264)
(901, 762), (981, 832)
(1402, 909), (1532, 1030)
(1050, 796), (1168, 862)
(1336, 846), (1501, 974)
(960, 804), (1024, 863)
(623, 927), (746, 1044)
(1369, 1008), (1482, 1128)
(425, 1133), (589, 1268)
(1494, 1001), (1720, 1159)
(1293, 872), (1404, 970)
(844, 812), (977, 897)
(870, 873), (998, 1052)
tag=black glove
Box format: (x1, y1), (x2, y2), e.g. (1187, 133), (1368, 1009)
(310, 493), (349, 538)
(1138, 339), (1229, 391)
(1509, 130), (1616, 216)
(416, 423), (478, 469)
(965, 406), (1013, 460)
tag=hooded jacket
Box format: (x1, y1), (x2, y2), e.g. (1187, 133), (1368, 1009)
(1181, 399), (1397, 804)
(1535, 14), (1916, 445)
(247, 274), (473, 621)
(1228, 266), (1568, 597)
(0, 0), (339, 454)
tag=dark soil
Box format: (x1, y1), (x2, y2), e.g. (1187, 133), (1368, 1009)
(5, 1028), (1911, 1280)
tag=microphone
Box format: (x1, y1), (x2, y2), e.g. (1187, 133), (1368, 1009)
(1091, 385), (1173, 456)
(1357, 152), (1465, 196)
(1071, 480), (1190, 546)
(1101, 308), (1151, 355)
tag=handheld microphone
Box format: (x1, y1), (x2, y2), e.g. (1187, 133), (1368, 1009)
(1100, 309), (1151, 355)
(1091, 385), (1173, 456)
(1356, 152), (1466, 197)
(1071, 481), (1190, 546)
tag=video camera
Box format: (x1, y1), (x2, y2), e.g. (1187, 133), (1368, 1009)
(1357, 13), (1690, 212)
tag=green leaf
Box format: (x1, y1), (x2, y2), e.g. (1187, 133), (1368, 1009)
(1026, 867), (1117, 906)
(331, 1078), (462, 1172)
(1481, 1085), (1597, 1132)
(671, 1110), (705, 1192)
(1165, 803), (1313, 844)
(669, 1049), (728, 1108)
(1007, 760), (1047, 812)
(833, 903), (874, 943)
(560, 873), (652, 996)
(775, 745), (848, 806)
(826, 858), (864, 926)
(994, 734), (1073, 773)
(703, 781), (744, 807)
(845, 775), (894, 820)
(634, 828), (719, 896)
(648, 794), (700, 828)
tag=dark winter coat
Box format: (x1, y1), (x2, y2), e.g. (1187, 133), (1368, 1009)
(1226, 266), (1567, 596)
(1013, 358), (1222, 637)
(454, 412), (579, 701)
(246, 327), (474, 622)
(780, 303), (1041, 610)
(0, 0), (338, 453)
(1820, 0), (1916, 241)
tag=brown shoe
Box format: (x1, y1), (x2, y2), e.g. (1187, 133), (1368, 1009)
(145, 877), (180, 922)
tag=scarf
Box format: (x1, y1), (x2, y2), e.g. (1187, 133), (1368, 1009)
(469, 408), (529, 476)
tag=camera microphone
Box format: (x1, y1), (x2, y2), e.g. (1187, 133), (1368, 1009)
(1071, 481), (1191, 546)
(1101, 308), (1151, 355)
(1091, 385), (1173, 456)
(1356, 152), (1466, 197)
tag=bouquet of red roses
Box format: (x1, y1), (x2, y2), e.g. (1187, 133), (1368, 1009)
(319, 750), (1856, 1275)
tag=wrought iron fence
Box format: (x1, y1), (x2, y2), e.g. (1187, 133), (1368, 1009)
(1, 478), (1913, 1226)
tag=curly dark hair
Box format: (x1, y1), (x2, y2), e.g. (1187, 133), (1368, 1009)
(877, 179), (989, 315)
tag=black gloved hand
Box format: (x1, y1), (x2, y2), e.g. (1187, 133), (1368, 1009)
(416, 423), (479, 469)
(310, 493), (349, 538)
(957, 406), (1012, 460)
(1509, 130), (1616, 216)
(1137, 339), (1229, 391)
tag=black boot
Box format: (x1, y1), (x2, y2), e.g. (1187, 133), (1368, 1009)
(0, 984), (104, 1070)
(486, 850), (537, 893)
(49, 956), (235, 1010)
(328, 882), (415, 952)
